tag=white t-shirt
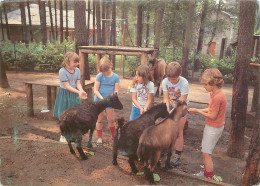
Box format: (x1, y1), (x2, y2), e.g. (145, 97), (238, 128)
(130, 81), (155, 108)
(162, 76), (189, 107)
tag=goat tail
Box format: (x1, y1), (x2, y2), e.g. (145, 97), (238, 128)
(137, 142), (147, 162)
(59, 120), (66, 136)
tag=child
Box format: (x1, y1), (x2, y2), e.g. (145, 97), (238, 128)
(162, 62), (189, 166)
(94, 57), (120, 146)
(188, 68), (227, 179)
(130, 64), (154, 121)
(53, 51), (87, 142)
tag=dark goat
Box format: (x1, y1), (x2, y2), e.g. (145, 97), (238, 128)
(112, 103), (168, 173)
(149, 58), (167, 96)
(59, 94), (123, 160)
(137, 101), (188, 184)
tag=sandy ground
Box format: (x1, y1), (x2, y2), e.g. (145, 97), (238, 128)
(0, 71), (255, 185)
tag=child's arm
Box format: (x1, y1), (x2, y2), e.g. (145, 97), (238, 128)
(144, 93), (153, 112)
(114, 83), (119, 94)
(163, 91), (170, 112)
(76, 80), (87, 99)
(188, 108), (217, 120)
(94, 81), (103, 99)
(131, 92), (144, 114)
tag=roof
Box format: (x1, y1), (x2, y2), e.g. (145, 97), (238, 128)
(1, 3), (94, 29)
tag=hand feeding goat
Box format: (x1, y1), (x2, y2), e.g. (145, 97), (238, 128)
(59, 94), (123, 160)
(137, 100), (188, 184)
(112, 103), (169, 174)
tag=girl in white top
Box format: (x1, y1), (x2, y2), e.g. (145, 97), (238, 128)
(130, 64), (155, 120)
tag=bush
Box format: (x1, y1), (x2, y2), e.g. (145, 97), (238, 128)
(126, 56), (139, 76)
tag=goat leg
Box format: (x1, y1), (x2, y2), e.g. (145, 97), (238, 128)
(75, 137), (88, 160)
(68, 141), (75, 154)
(165, 149), (173, 170)
(128, 154), (138, 174)
(112, 130), (119, 165)
(147, 165), (155, 184)
(87, 128), (94, 148)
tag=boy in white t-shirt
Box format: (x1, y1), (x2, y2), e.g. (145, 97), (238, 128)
(130, 64), (155, 120)
(162, 62), (189, 166)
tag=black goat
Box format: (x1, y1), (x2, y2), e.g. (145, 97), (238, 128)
(112, 103), (168, 173)
(59, 94), (123, 160)
(137, 100), (188, 184)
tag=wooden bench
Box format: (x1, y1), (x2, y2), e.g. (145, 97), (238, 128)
(24, 78), (94, 116)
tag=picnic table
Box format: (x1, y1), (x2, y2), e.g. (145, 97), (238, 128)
(24, 78), (94, 116)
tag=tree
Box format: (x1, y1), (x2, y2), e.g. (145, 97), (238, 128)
(48, 0), (55, 41)
(110, 0), (116, 68)
(96, 0), (102, 45)
(74, 0), (90, 80)
(0, 52), (9, 88)
(54, 0), (58, 40)
(65, 0), (69, 40)
(207, 0), (222, 54)
(153, 0), (165, 58)
(227, 0), (256, 158)
(102, 1), (106, 45)
(0, 4), (4, 40)
(60, 0), (63, 43)
(194, 0), (208, 72)
(27, 0), (33, 42)
(20, 2), (27, 43)
(181, 0), (195, 78)
(39, 0), (47, 44)
(3, 1), (10, 40)
(145, 5), (150, 47)
(92, 0), (96, 45)
(136, 4), (143, 47)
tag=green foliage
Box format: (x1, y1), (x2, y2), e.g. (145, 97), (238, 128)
(125, 56), (139, 76)
(88, 54), (97, 74)
(197, 53), (235, 83)
(0, 39), (75, 72)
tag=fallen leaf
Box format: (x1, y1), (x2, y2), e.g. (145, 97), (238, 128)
(136, 172), (144, 176)
(83, 150), (95, 156)
(153, 173), (160, 182)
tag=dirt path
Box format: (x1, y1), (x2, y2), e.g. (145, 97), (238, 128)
(0, 71), (255, 185)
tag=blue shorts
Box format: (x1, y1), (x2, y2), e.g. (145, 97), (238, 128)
(130, 105), (140, 121)
(94, 96), (112, 109)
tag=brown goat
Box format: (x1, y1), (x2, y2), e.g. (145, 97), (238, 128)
(137, 100), (188, 184)
(149, 58), (167, 97)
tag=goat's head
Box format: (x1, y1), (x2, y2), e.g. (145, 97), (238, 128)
(148, 57), (158, 67)
(175, 100), (188, 117)
(106, 93), (123, 110)
(151, 102), (169, 118)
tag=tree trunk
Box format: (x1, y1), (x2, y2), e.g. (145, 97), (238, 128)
(0, 52), (9, 88)
(219, 38), (227, 59)
(181, 0), (195, 79)
(20, 2), (27, 43)
(227, 1), (256, 159)
(153, 0), (165, 59)
(48, 0), (55, 42)
(105, 2), (110, 46)
(74, 1), (90, 80)
(102, 1), (106, 45)
(54, 0), (58, 40)
(96, 0), (102, 45)
(65, 0), (69, 40)
(27, 0), (33, 42)
(110, 0), (116, 68)
(60, 0), (63, 43)
(251, 37), (260, 112)
(0, 6), (4, 40)
(194, 0), (208, 72)
(92, 0), (96, 45)
(207, 0), (222, 54)
(146, 8), (150, 47)
(3, 2), (10, 40)
(87, 0), (90, 43)
(136, 4), (143, 47)
(39, 0), (47, 44)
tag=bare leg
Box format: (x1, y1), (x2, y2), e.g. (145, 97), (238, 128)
(175, 117), (187, 151)
(203, 152), (213, 172)
(96, 112), (104, 139)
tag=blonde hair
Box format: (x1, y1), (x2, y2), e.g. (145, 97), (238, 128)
(200, 68), (224, 88)
(135, 64), (151, 86)
(165, 62), (182, 77)
(99, 57), (113, 72)
(61, 52), (79, 68)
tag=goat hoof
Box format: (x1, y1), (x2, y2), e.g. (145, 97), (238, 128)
(82, 156), (88, 160)
(87, 142), (93, 148)
(70, 150), (76, 154)
(112, 160), (118, 165)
